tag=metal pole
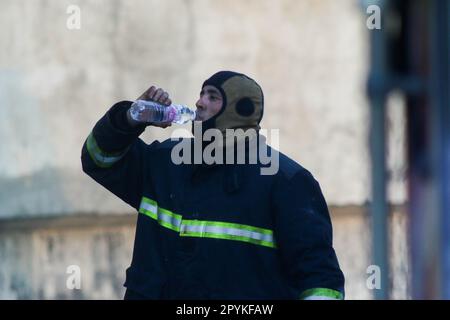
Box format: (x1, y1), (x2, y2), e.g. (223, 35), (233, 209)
(407, 0), (449, 299)
(428, 0), (450, 299)
(370, 94), (389, 300)
(367, 5), (389, 298)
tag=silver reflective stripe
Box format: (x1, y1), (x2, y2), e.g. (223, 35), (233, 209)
(140, 199), (158, 215)
(180, 222), (274, 244)
(91, 152), (124, 165)
(86, 132), (128, 167)
(138, 196), (276, 249)
(140, 198), (182, 231)
(299, 288), (344, 300)
(158, 208), (183, 231)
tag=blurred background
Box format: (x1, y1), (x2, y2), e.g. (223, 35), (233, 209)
(0, 0), (448, 299)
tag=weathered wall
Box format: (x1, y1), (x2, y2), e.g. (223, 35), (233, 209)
(0, 215), (136, 299)
(0, 0), (395, 217)
(332, 207), (410, 300)
(0, 0), (409, 299)
(0, 208), (409, 300)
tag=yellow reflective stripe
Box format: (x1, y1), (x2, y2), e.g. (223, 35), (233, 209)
(180, 220), (276, 248)
(181, 219), (274, 235)
(299, 288), (344, 300)
(180, 231), (276, 249)
(86, 132), (129, 168)
(139, 197), (182, 231)
(139, 196), (276, 249)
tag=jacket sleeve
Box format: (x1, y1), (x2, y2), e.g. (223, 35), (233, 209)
(81, 101), (151, 211)
(272, 169), (345, 300)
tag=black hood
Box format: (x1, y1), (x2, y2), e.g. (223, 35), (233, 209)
(194, 71), (264, 135)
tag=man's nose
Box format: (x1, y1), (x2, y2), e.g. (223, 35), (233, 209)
(195, 99), (205, 109)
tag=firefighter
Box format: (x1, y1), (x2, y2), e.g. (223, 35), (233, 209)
(81, 71), (345, 299)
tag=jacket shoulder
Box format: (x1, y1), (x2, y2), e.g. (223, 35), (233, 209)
(147, 137), (193, 150)
(276, 151), (312, 181)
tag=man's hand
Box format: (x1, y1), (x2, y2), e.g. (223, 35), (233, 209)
(126, 86), (173, 128)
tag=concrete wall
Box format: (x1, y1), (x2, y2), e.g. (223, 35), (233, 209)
(0, 207), (410, 300)
(0, 215), (135, 299)
(0, 0), (409, 299)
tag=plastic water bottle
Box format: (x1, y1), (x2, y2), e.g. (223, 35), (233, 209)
(129, 100), (196, 124)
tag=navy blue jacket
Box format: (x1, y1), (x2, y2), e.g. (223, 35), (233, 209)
(81, 101), (345, 299)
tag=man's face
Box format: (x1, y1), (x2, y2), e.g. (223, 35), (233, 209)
(195, 85), (223, 121)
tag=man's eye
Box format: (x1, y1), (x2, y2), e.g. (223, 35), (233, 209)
(210, 96), (217, 101)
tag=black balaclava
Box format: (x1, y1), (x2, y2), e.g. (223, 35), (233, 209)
(194, 71), (264, 136)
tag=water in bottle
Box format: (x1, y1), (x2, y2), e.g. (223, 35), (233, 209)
(129, 100), (196, 124)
